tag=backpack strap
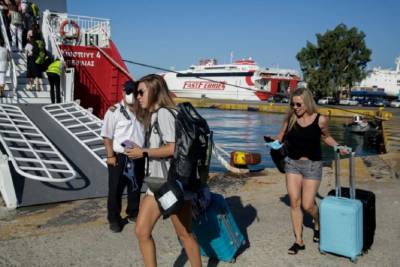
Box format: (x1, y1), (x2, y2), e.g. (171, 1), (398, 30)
(145, 107), (177, 179)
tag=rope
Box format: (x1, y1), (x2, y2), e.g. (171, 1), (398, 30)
(212, 142), (249, 174)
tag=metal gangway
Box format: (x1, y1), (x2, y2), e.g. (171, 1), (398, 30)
(0, 104), (77, 182)
(42, 102), (107, 167)
(0, 104), (78, 208)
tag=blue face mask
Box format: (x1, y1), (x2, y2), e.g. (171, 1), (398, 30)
(266, 140), (283, 150)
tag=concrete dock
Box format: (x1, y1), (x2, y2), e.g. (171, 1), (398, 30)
(1, 105), (399, 267)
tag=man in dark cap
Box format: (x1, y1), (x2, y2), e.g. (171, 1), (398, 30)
(101, 80), (145, 232)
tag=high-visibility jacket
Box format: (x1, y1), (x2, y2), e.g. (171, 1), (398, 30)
(46, 60), (62, 75)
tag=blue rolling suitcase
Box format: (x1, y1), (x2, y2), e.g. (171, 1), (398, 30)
(192, 193), (246, 263)
(320, 151), (363, 262)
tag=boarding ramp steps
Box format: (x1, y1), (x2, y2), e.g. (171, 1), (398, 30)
(42, 102), (107, 167)
(1, 104), (108, 207)
(1, 52), (51, 104)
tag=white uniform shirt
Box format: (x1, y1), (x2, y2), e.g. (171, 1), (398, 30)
(101, 101), (145, 153)
(147, 108), (176, 178)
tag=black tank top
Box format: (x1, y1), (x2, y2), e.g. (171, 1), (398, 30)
(285, 113), (322, 161)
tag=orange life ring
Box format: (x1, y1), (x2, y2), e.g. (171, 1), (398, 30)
(59, 19), (80, 41)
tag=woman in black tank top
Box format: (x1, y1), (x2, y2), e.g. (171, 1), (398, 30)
(269, 88), (346, 255)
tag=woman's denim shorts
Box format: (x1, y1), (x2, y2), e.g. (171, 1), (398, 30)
(284, 157), (323, 180)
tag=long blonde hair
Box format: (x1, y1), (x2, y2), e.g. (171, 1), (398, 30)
(137, 74), (175, 126)
(286, 88), (318, 131)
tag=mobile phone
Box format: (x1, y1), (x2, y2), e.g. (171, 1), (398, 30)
(121, 140), (135, 149)
(263, 136), (275, 143)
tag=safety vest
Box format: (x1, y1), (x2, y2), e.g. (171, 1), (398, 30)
(46, 60), (62, 75)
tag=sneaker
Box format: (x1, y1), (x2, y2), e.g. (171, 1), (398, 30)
(109, 222), (122, 233)
(127, 215), (137, 223)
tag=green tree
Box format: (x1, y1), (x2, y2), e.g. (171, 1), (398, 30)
(296, 23), (371, 100)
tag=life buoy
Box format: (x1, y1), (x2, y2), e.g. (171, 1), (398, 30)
(59, 19), (80, 41)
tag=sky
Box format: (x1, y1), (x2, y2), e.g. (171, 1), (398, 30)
(67, 0), (400, 79)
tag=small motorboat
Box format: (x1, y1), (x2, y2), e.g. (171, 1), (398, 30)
(344, 115), (370, 133)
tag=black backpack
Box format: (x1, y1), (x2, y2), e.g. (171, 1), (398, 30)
(151, 102), (213, 192)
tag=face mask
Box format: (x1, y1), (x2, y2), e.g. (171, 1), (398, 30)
(125, 93), (134, 105)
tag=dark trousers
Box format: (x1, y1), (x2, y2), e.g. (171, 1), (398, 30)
(107, 153), (145, 224)
(47, 72), (61, 104)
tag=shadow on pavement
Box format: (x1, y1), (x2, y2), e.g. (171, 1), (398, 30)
(173, 195), (257, 267)
(280, 194), (322, 229)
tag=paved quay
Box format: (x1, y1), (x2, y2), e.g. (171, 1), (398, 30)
(1, 108), (400, 267)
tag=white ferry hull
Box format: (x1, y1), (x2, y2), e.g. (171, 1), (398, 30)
(162, 59), (300, 101)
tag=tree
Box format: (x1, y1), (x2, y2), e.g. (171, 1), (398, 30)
(296, 24), (371, 99)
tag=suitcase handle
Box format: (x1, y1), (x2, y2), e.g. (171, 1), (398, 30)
(334, 148), (356, 199)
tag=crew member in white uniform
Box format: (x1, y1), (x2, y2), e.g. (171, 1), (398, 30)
(101, 80), (145, 233)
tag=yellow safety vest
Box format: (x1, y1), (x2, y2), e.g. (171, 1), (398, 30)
(46, 60), (62, 75)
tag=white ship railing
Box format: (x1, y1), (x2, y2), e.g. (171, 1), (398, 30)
(42, 10), (75, 102)
(0, 104), (77, 182)
(42, 102), (107, 167)
(0, 9), (17, 97)
(44, 10), (111, 48)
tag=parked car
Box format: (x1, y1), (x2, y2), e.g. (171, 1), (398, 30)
(339, 98), (359, 106)
(390, 100), (400, 108)
(359, 97), (388, 107)
(318, 97), (337, 105)
(269, 94), (289, 103)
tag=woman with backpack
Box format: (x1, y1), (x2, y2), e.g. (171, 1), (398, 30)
(125, 74), (202, 267)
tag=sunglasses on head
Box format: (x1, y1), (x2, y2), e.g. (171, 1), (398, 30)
(290, 102), (303, 108)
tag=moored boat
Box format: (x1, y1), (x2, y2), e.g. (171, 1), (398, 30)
(344, 115), (370, 133)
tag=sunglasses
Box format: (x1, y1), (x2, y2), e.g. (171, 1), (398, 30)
(290, 102), (303, 108)
(135, 89), (145, 97)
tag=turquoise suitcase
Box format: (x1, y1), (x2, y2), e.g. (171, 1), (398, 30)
(192, 193), (246, 263)
(320, 151), (363, 262)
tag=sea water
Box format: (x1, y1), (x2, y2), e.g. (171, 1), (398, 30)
(198, 108), (380, 172)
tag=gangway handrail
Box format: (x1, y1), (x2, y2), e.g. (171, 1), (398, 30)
(42, 102), (107, 167)
(0, 104), (77, 182)
(42, 10), (76, 102)
(0, 9), (18, 95)
(43, 10), (65, 62)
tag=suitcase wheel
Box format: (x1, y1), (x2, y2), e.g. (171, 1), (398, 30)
(229, 258), (236, 264)
(350, 257), (357, 263)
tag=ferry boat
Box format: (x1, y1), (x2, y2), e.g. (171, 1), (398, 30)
(163, 58), (301, 101)
(355, 57), (400, 97)
(0, 0), (132, 209)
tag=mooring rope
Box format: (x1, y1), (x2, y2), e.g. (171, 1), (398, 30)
(213, 142), (249, 174)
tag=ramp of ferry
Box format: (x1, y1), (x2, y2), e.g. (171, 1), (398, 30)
(0, 103), (109, 207)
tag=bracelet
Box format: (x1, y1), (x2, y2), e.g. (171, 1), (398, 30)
(107, 155), (115, 158)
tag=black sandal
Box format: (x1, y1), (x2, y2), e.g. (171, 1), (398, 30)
(313, 228), (320, 243)
(288, 243), (305, 255)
